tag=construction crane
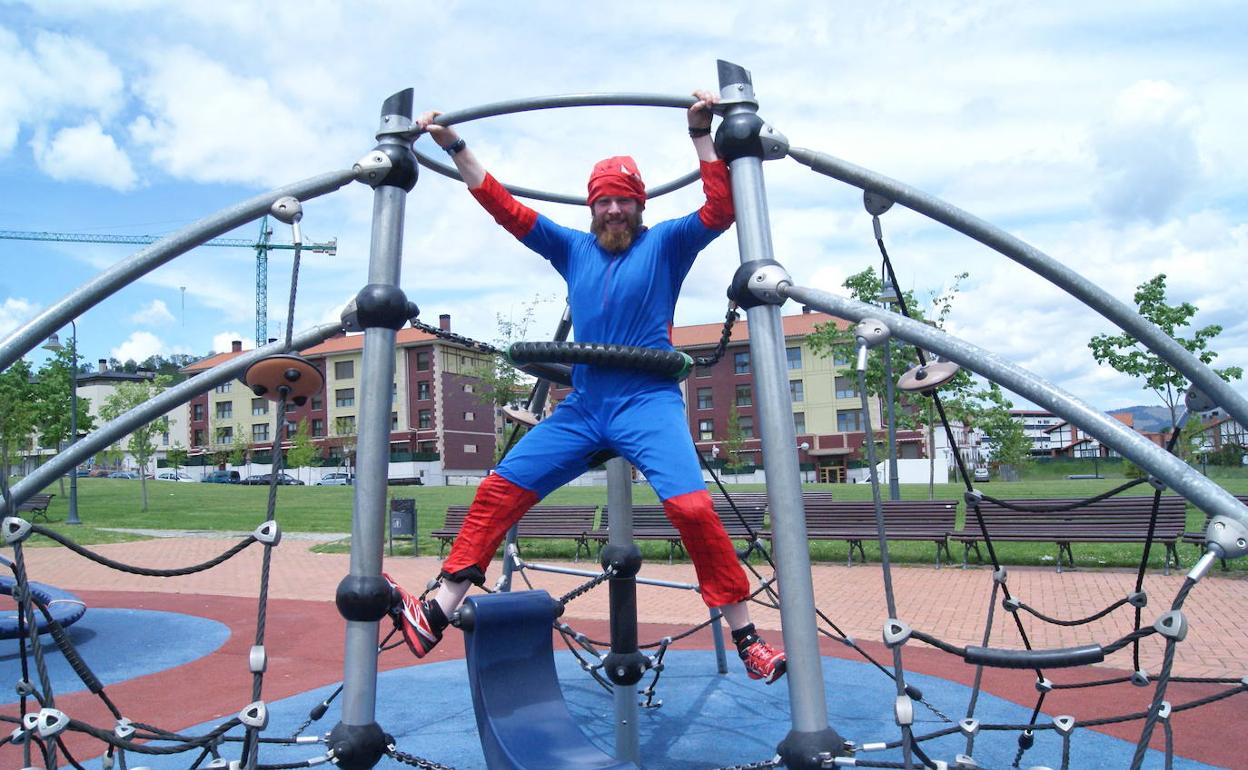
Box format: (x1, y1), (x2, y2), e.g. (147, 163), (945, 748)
(0, 222), (337, 345)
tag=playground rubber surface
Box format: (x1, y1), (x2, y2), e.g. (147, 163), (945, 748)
(4, 536), (1246, 769)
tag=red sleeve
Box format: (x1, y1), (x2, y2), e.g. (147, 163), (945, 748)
(469, 173), (539, 240)
(697, 160), (734, 230)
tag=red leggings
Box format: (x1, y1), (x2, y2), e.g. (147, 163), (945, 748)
(441, 476), (750, 607)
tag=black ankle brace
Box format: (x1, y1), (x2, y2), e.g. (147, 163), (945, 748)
(731, 623), (758, 651)
(424, 599), (450, 633)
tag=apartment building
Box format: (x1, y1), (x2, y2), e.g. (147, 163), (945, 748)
(1010, 409), (1063, 456)
(181, 315), (497, 481)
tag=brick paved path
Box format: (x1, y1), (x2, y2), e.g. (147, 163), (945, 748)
(16, 536), (1247, 679)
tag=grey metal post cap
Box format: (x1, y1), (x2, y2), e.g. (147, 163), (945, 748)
(114, 717), (136, 740)
(1127, 591), (1148, 608)
(1052, 715), (1076, 736)
(1206, 515), (1248, 560)
(240, 700), (269, 728)
(854, 318), (890, 348)
(352, 150), (392, 184)
(954, 754), (980, 768)
(2, 516), (32, 545)
(992, 567), (1008, 584)
(864, 190), (894, 216)
(1154, 610), (1189, 641)
(1156, 701), (1172, 720)
(1035, 677), (1053, 693)
(249, 644), (267, 673)
(1185, 385), (1217, 413)
(883, 618), (912, 647)
(9, 726), (28, 744)
(254, 520), (282, 545)
(1131, 670), (1151, 687)
(1002, 597), (1021, 613)
(270, 196), (303, 224)
(34, 708), (69, 738)
(760, 123), (790, 160)
(958, 718), (981, 736)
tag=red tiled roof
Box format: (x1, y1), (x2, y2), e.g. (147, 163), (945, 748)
(672, 310), (847, 348)
(181, 327), (442, 373)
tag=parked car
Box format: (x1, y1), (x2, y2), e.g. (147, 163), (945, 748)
(107, 471), (139, 479)
(316, 472), (353, 486)
(241, 473), (304, 486)
(88, 468), (111, 478)
(73, 468), (94, 478)
(153, 469), (196, 483)
(972, 467), (990, 482)
(203, 470), (242, 484)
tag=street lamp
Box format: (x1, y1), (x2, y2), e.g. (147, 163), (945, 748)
(43, 324), (81, 525)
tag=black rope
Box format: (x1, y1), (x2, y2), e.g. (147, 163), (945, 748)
(977, 478), (1149, 511)
(1012, 596), (1131, 627)
(28, 525), (257, 576)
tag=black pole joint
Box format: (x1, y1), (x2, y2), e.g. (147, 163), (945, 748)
(335, 574), (393, 622)
(776, 727), (849, 769)
(353, 284), (414, 330)
(714, 111), (767, 162)
(327, 720), (388, 770)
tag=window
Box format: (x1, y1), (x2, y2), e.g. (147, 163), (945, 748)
(193, 403), (205, 421)
(835, 376), (857, 399)
(334, 360), (354, 380)
(786, 346), (802, 370)
(833, 346), (851, 366)
(734, 351), (750, 375)
(312, 419), (325, 437)
(336, 416), (356, 434)
(464, 411), (475, 422)
(416, 351), (430, 371)
(252, 397), (268, 416)
(193, 429), (205, 446)
(161, 431), (170, 445)
(698, 419), (714, 441)
(739, 416), (755, 439)
(735, 385), (752, 407)
(418, 409), (432, 429)
(253, 423), (269, 442)
(335, 388), (355, 408)
(793, 412), (806, 435)
(464, 443), (478, 454)
(417, 381), (430, 400)
(285, 421), (298, 438)
(463, 383), (474, 393)
(697, 388), (713, 410)
(216, 402), (232, 419)
(311, 395), (324, 411)
(837, 410), (863, 432)
(391, 412), (399, 431)
(217, 426), (233, 445)
(418, 440), (436, 454)
(789, 379), (804, 403)
(214, 382), (231, 394)
(695, 363), (713, 378)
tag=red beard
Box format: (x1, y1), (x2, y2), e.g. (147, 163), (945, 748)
(590, 209), (644, 254)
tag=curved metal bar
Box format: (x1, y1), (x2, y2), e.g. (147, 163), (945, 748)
(787, 146), (1248, 430)
(415, 149), (701, 205)
(432, 93), (695, 127)
(409, 93), (701, 205)
(4, 323), (343, 508)
(782, 284), (1248, 534)
(0, 170), (356, 373)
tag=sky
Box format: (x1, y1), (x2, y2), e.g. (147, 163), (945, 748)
(2, 1), (1246, 414)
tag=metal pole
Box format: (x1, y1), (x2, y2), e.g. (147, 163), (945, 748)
(715, 60), (842, 765)
(882, 340), (900, 501)
(606, 456), (640, 766)
(67, 321), (80, 525)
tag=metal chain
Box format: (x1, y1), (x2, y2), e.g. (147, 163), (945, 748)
(386, 745), (463, 770)
(692, 303), (740, 367)
(556, 566), (616, 607)
(410, 320), (502, 355)
(711, 756), (783, 770)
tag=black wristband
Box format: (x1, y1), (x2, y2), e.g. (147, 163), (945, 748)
(688, 126), (711, 138)
(443, 138), (467, 156)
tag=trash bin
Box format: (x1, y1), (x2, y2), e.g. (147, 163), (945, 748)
(389, 498), (417, 556)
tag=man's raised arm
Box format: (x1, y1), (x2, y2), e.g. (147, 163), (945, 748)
(688, 90), (734, 230)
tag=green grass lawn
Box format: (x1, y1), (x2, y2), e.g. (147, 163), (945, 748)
(12, 476), (1248, 571)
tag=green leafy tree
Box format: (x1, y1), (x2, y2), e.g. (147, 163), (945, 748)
(333, 417), (357, 474)
(99, 378), (171, 511)
(34, 346), (96, 494)
(972, 383), (1032, 469)
(1089, 273), (1243, 435)
(0, 360), (39, 497)
(229, 424), (252, 473)
(286, 419), (318, 482)
(166, 444), (188, 471)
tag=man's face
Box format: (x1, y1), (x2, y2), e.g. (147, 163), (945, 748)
(590, 196), (643, 254)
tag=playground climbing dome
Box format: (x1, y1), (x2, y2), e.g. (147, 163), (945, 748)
(2, 59), (1247, 770)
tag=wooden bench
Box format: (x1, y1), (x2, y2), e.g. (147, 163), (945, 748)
(1181, 494), (1248, 570)
(431, 505), (599, 561)
(764, 500), (959, 567)
(15, 494), (56, 523)
(953, 495), (1188, 573)
(588, 502), (767, 563)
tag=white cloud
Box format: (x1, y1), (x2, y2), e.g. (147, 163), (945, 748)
(110, 330), (163, 362)
(1092, 80), (1201, 224)
(211, 333), (253, 356)
(129, 299), (175, 326)
(0, 297), (41, 338)
(31, 120), (137, 190)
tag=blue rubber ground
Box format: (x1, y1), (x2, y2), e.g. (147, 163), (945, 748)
(0, 608), (229, 704)
(66, 648), (1223, 770)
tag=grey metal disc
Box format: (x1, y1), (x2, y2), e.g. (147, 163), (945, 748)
(897, 360), (960, 393)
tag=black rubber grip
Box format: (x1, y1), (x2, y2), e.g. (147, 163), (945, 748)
(509, 341), (692, 379)
(964, 644), (1105, 669)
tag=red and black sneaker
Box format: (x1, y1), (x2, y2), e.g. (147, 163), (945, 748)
(740, 637), (787, 684)
(382, 572), (444, 658)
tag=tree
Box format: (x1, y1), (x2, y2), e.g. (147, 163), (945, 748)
(722, 404), (747, 472)
(971, 383), (1032, 469)
(166, 444), (188, 472)
(229, 424), (252, 474)
(333, 417), (357, 474)
(0, 360), (39, 498)
(286, 419), (318, 482)
(1089, 273), (1243, 435)
(35, 345), (96, 493)
(99, 378), (171, 512)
